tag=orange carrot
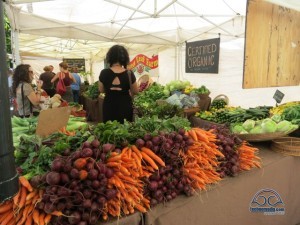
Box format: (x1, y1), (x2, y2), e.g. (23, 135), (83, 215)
(18, 186), (28, 209)
(131, 152), (142, 168)
(32, 209), (40, 225)
(134, 203), (147, 213)
(0, 211), (10, 224)
(19, 176), (33, 192)
(107, 154), (122, 162)
(0, 201), (13, 214)
(141, 147), (165, 167)
(1, 211), (14, 225)
(44, 214), (52, 225)
(25, 213), (33, 225)
(188, 129), (198, 141)
(17, 204), (34, 225)
(73, 158), (87, 170)
(79, 170), (88, 180)
(50, 211), (64, 216)
(140, 151), (158, 170)
(25, 189), (38, 201)
(39, 212), (45, 225)
(106, 162), (120, 167)
(118, 165), (131, 176)
(13, 187), (21, 206)
(131, 145), (142, 159)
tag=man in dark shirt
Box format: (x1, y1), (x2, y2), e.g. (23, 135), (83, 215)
(39, 66), (55, 97)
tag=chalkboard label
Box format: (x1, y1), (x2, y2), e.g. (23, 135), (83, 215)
(273, 89), (284, 104)
(185, 38), (220, 73)
(63, 58), (86, 73)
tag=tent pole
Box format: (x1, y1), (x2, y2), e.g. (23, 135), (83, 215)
(12, 29), (21, 65)
(0, 1), (19, 203)
(175, 46), (178, 80)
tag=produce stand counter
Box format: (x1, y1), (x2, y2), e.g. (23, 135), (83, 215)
(99, 212), (142, 225)
(144, 143), (300, 225)
(82, 95), (104, 122)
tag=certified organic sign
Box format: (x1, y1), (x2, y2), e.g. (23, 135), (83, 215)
(185, 38), (220, 74)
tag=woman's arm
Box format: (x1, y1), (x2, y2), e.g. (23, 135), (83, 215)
(130, 82), (139, 95)
(69, 73), (76, 83)
(98, 81), (105, 93)
(27, 91), (41, 106)
(51, 73), (59, 83)
(27, 82), (42, 106)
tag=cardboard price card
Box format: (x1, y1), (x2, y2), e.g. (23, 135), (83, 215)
(36, 107), (71, 137)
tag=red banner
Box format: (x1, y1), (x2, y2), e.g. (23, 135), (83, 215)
(128, 54), (158, 75)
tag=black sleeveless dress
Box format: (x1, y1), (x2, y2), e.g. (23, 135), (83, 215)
(99, 69), (136, 123)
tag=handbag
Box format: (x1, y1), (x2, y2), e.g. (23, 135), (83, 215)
(56, 72), (66, 96)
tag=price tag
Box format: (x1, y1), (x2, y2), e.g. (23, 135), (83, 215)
(273, 89), (284, 104)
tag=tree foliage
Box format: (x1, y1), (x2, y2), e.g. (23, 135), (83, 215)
(4, 14), (11, 54)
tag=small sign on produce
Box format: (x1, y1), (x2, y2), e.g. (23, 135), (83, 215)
(185, 38), (220, 74)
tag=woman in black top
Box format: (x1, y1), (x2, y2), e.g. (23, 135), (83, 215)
(39, 66), (55, 97)
(99, 45), (138, 123)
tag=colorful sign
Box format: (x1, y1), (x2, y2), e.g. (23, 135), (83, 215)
(128, 54), (159, 77)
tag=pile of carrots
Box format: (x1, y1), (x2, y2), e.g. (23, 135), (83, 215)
(105, 145), (165, 219)
(182, 128), (224, 191)
(0, 176), (51, 225)
(237, 141), (262, 171)
(58, 126), (76, 136)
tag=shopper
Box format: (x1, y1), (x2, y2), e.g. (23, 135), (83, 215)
(70, 67), (82, 103)
(39, 66), (55, 97)
(49, 65), (56, 76)
(99, 44), (138, 123)
(12, 64), (42, 118)
(51, 62), (76, 102)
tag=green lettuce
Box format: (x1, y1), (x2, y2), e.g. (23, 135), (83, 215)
(242, 119), (256, 131)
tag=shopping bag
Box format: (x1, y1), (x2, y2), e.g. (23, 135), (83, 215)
(56, 73), (66, 96)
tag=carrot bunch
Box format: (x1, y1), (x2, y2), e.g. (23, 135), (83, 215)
(237, 141), (261, 171)
(0, 176), (51, 225)
(58, 126), (75, 136)
(182, 128), (224, 190)
(104, 145), (164, 218)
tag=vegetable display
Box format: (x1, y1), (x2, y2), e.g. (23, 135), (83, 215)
(231, 117), (298, 134)
(196, 106), (271, 124)
(84, 82), (100, 99)
(2, 99), (269, 224)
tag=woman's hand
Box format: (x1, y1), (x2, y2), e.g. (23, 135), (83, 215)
(51, 73), (59, 83)
(37, 80), (43, 90)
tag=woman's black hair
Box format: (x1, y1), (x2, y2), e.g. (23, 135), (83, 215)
(106, 45), (130, 68)
(12, 64), (31, 96)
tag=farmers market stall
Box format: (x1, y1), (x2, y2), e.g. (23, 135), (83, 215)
(1, 93), (300, 224)
(145, 143), (300, 225)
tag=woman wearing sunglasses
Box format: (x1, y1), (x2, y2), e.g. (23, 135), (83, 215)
(12, 64), (42, 118)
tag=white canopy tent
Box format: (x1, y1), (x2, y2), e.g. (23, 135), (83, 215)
(4, 0), (300, 107)
(5, 0), (247, 60)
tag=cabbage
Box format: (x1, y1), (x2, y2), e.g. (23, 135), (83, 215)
(232, 124), (246, 134)
(276, 120), (292, 132)
(285, 124), (298, 133)
(271, 114), (281, 123)
(242, 119), (256, 131)
(240, 130), (249, 134)
(163, 89), (170, 96)
(261, 119), (277, 133)
(250, 126), (263, 134)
